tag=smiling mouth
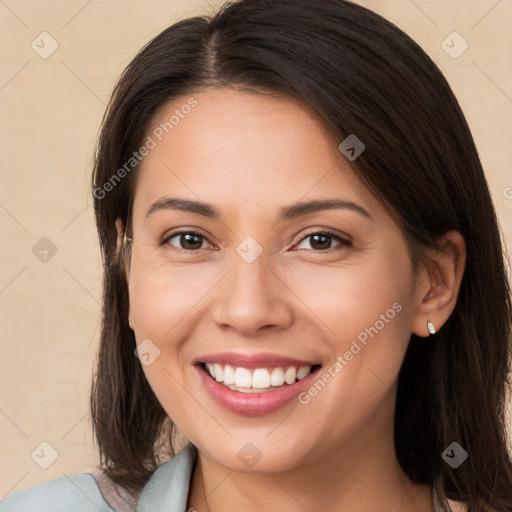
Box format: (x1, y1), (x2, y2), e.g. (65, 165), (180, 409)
(197, 362), (322, 393)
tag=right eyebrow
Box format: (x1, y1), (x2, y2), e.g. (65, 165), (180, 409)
(146, 197), (220, 219)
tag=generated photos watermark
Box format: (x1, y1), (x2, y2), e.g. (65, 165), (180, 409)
(93, 97), (198, 200)
(298, 301), (403, 404)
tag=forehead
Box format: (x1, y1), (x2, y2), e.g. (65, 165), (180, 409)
(132, 87), (380, 221)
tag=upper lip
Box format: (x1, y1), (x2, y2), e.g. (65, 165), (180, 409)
(193, 352), (321, 369)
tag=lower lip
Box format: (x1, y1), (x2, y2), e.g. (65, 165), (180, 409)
(194, 364), (322, 416)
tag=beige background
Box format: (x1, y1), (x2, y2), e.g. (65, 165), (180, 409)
(1, 0), (511, 498)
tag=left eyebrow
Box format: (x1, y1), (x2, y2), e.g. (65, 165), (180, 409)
(144, 196), (372, 221)
(278, 199), (373, 221)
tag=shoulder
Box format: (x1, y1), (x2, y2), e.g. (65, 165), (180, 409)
(0, 473), (115, 512)
(0, 443), (198, 512)
(1, 444), (198, 512)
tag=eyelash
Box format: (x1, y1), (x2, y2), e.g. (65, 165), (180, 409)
(160, 229), (352, 253)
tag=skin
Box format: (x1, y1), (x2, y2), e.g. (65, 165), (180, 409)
(116, 87), (466, 512)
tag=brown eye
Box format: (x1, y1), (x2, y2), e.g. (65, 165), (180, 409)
(163, 232), (209, 250)
(294, 231), (351, 252)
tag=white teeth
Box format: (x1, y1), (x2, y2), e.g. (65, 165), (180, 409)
(297, 366), (311, 380)
(284, 367), (297, 384)
(203, 363), (314, 390)
(234, 367), (252, 388)
(252, 369), (271, 389)
(214, 363), (223, 382)
(223, 364), (236, 385)
(229, 385), (274, 393)
(270, 367), (285, 386)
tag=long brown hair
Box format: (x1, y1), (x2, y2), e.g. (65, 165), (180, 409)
(90, 1), (512, 510)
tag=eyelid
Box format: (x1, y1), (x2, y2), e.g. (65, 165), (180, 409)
(161, 229), (217, 250)
(292, 228), (352, 251)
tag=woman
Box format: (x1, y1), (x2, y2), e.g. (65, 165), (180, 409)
(2, 0), (511, 511)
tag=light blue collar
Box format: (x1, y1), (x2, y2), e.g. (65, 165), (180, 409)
(135, 443), (198, 512)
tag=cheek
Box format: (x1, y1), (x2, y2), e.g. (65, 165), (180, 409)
(127, 255), (228, 403)
(128, 250), (217, 339)
(128, 273), (184, 339)
(127, 259), (214, 429)
(287, 248), (414, 387)
(289, 252), (412, 340)
(286, 258), (415, 436)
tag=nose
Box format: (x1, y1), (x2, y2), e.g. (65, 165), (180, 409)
(210, 253), (294, 336)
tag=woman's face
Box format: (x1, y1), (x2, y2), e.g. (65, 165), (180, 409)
(125, 87), (429, 472)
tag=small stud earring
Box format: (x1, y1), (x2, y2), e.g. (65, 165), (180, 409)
(123, 232), (133, 245)
(427, 320), (436, 335)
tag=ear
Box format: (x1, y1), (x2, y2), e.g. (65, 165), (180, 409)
(411, 230), (466, 337)
(115, 218), (134, 330)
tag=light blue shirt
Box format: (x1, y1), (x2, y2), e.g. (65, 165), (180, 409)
(1, 442), (453, 511)
(0, 443), (198, 512)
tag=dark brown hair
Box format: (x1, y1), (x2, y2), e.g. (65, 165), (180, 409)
(90, 1), (512, 510)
